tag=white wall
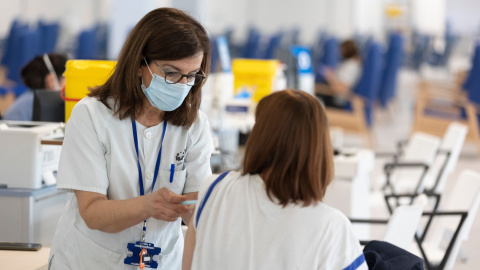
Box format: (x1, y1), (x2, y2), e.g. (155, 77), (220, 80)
(446, 0), (480, 35)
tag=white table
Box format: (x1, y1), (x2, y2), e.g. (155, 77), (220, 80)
(323, 149), (375, 239)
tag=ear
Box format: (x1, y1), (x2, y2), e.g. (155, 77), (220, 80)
(138, 67), (142, 77)
(44, 73), (54, 90)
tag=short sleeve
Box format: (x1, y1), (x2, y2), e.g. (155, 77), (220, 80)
(56, 99), (109, 194)
(323, 212), (368, 270)
(183, 112), (213, 194)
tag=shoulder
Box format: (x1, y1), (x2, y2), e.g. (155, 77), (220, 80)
(186, 110), (209, 138)
(71, 97), (114, 122)
(309, 203), (354, 231)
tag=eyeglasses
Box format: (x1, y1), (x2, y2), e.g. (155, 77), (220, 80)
(152, 60), (206, 86)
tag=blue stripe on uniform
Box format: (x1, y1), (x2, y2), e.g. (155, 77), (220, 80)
(342, 254), (366, 270)
(195, 171), (230, 228)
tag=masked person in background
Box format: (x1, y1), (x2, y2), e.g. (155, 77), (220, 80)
(3, 53), (67, 121)
(183, 90), (367, 270)
(49, 8), (212, 269)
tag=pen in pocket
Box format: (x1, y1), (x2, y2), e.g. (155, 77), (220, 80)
(169, 164), (175, 183)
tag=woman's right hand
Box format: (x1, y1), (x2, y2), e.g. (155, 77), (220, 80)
(144, 187), (191, 222)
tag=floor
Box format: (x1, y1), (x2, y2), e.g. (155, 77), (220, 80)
(349, 67), (480, 270)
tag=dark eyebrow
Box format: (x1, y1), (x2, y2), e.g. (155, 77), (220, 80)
(162, 64), (201, 74)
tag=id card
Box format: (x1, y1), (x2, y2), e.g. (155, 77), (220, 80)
(124, 241), (161, 269)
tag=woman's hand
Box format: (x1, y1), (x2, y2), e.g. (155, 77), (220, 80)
(144, 187), (191, 222)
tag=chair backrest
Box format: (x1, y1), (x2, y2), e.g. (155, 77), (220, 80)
(321, 37), (340, 69)
(383, 202), (425, 250)
(423, 123), (468, 193)
(427, 170), (480, 269)
(263, 32), (283, 59)
(379, 32), (404, 108)
(462, 43), (480, 96)
(242, 27), (261, 59)
(393, 132), (441, 193)
(352, 42), (383, 126)
(76, 27), (99, 60)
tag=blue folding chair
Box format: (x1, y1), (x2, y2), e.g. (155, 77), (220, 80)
(263, 32), (283, 59)
(76, 28), (99, 60)
(242, 27), (261, 59)
(1, 21), (29, 84)
(324, 42), (383, 146)
(38, 21), (59, 54)
(413, 43), (480, 153)
(378, 33), (404, 109)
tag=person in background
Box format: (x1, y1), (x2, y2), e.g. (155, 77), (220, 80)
(315, 40), (362, 109)
(2, 53), (67, 121)
(183, 90), (367, 270)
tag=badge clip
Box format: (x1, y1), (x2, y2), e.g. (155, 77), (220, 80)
(124, 241), (161, 269)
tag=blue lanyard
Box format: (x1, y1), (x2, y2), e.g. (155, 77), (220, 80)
(131, 118), (167, 196)
(132, 118), (167, 243)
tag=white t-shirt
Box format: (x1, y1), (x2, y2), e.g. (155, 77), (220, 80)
(334, 58), (362, 106)
(49, 97), (212, 269)
(336, 59), (361, 89)
(192, 171), (368, 270)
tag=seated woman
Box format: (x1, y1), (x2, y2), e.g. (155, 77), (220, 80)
(316, 40), (361, 109)
(183, 90), (367, 270)
(3, 53), (67, 121)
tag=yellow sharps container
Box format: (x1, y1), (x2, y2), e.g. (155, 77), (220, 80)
(232, 59), (279, 103)
(63, 60), (116, 122)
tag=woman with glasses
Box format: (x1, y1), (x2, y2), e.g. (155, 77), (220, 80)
(49, 8), (212, 269)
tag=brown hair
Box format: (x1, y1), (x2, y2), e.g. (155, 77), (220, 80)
(242, 90), (334, 207)
(340, 40), (359, 60)
(21, 53), (67, 89)
(89, 8), (210, 128)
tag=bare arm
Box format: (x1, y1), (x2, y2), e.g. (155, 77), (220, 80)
(181, 192), (198, 225)
(323, 68), (350, 95)
(182, 217), (196, 270)
(75, 187), (191, 233)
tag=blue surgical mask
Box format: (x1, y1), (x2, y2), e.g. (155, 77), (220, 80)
(141, 58), (192, 111)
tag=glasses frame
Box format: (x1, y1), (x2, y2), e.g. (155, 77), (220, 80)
(152, 60), (206, 86)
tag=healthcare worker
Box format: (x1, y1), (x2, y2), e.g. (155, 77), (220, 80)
(49, 8), (212, 269)
(183, 90), (367, 270)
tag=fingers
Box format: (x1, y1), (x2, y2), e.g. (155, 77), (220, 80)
(162, 189), (188, 204)
(148, 188), (191, 222)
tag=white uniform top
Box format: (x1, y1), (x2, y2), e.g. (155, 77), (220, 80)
(49, 97), (212, 270)
(192, 171), (368, 270)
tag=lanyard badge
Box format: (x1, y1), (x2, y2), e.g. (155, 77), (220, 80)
(124, 118), (167, 269)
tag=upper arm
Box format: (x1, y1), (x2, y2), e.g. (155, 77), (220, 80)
(184, 114), (213, 194)
(182, 216), (197, 270)
(56, 100), (109, 194)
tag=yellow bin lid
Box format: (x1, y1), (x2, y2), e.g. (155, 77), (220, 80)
(64, 60), (116, 78)
(232, 59), (279, 75)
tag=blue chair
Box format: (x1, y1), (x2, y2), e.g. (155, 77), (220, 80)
(76, 28), (99, 60)
(38, 21), (59, 54)
(378, 33), (404, 109)
(413, 43), (480, 153)
(263, 32), (283, 59)
(324, 42), (383, 146)
(321, 37), (340, 69)
(409, 33), (430, 70)
(242, 28), (261, 59)
(1, 21), (29, 84)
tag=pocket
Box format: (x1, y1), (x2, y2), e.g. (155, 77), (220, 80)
(72, 224), (124, 264)
(159, 168), (186, 194)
